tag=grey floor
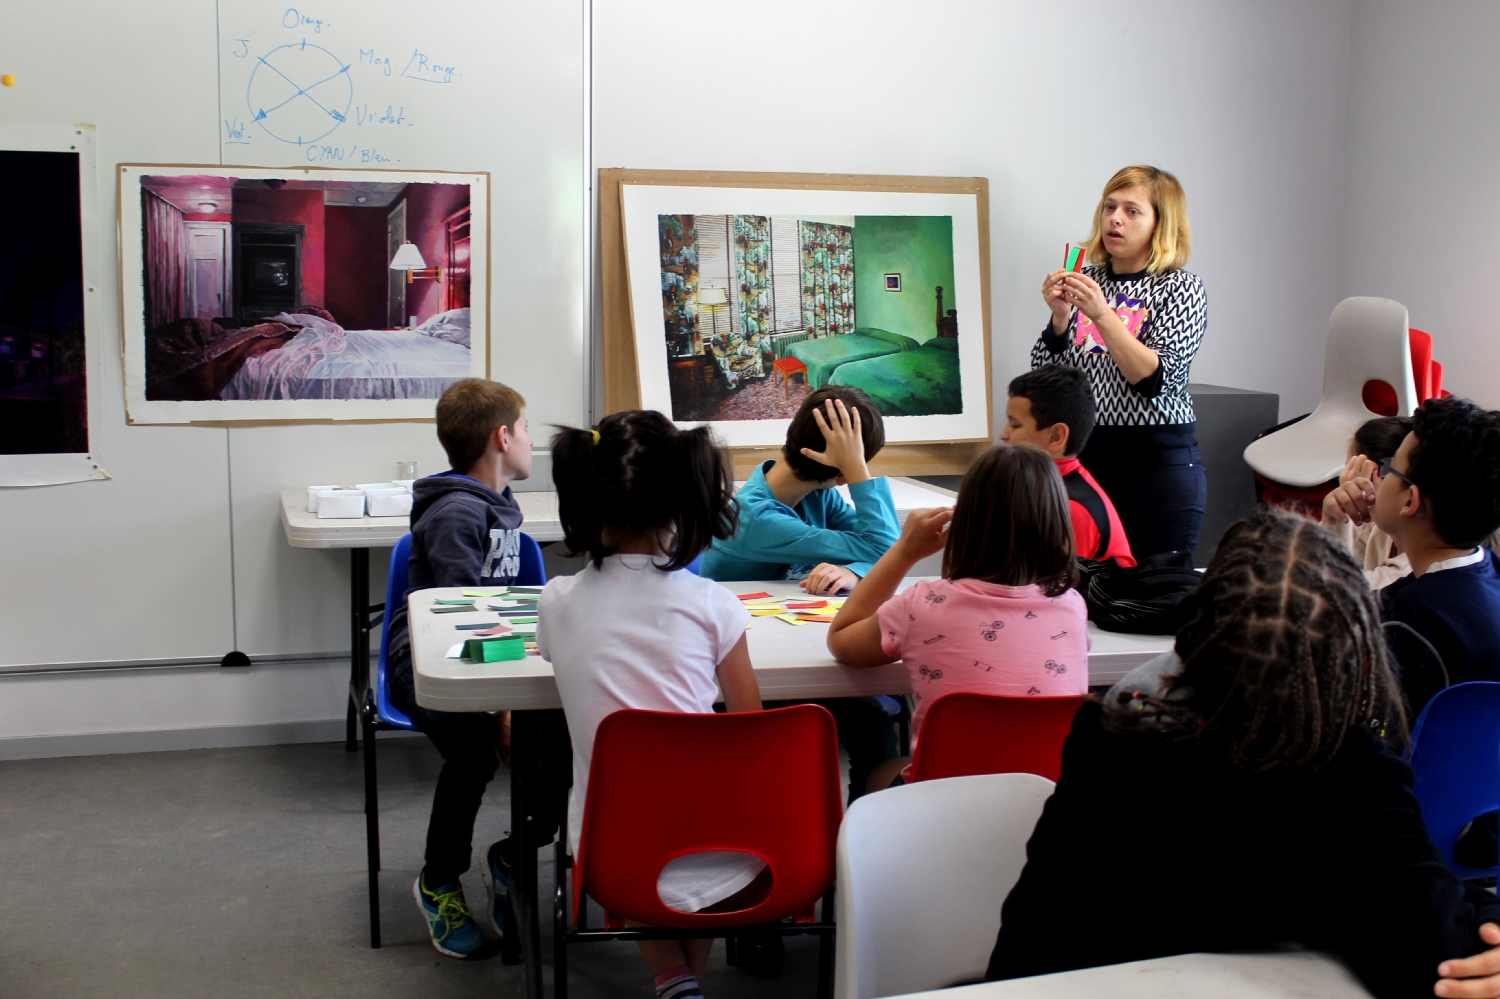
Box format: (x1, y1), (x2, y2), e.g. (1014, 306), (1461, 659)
(0, 737), (826, 999)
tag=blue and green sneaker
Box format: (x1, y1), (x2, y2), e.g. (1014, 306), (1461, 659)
(414, 872), (496, 960)
(479, 838), (514, 940)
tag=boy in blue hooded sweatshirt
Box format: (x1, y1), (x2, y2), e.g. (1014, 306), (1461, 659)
(386, 377), (532, 961)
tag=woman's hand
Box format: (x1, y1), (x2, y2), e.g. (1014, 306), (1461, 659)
(894, 506), (954, 562)
(802, 563), (859, 595)
(1060, 271), (1111, 323)
(799, 398), (871, 484)
(1042, 269), (1073, 333)
(1436, 922), (1500, 996)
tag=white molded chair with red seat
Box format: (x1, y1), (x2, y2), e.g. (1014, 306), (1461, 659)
(1245, 296), (1417, 489)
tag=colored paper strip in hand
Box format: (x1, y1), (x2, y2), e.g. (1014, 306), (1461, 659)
(1064, 243), (1087, 272)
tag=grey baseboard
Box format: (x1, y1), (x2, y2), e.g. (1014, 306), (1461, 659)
(0, 718), (422, 762)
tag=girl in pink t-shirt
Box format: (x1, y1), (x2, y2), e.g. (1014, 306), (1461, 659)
(828, 442), (1090, 790)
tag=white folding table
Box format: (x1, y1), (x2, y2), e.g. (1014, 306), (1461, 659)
(409, 577), (1173, 999)
(277, 476), (961, 957)
(887, 950), (1374, 998)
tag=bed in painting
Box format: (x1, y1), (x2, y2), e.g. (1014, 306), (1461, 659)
(222, 309), (471, 400)
(829, 337), (961, 417)
(781, 327), (918, 389)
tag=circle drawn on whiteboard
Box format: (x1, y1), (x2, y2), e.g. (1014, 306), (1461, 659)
(246, 41), (353, 145)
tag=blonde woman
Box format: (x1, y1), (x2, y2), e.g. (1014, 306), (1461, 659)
(1036, 165), (1208, 558)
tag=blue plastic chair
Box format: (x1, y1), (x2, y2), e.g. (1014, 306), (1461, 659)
(361, 531), (549, 944)
(1407, 681), (1500, 880)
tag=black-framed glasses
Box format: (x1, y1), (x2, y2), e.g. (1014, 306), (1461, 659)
(1378, 456), (1415, 488)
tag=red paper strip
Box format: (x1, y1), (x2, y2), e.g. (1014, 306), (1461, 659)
(474, 623), (513, 637)
(737, 591), (773, 600)
(785, 600), (828, 609)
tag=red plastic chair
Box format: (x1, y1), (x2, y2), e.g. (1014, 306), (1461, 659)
(1363, 328), (1439, 415)
(910, 692), (1088, 783)
(555, 704), (842, 998)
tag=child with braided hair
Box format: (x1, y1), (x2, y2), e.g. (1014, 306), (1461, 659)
(986, 509), (1500, 999)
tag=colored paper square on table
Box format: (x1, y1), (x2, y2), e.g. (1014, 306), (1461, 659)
(462, 589), (507, 597)
(737, 591), (773, 601)
(776, 613), (808, 626)
(465, 637), (526, 662)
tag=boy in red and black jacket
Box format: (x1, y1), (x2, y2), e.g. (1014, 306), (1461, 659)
(1001, 366), (1135, 566)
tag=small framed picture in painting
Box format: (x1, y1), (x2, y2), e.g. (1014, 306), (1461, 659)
(884, 273), (902, 292)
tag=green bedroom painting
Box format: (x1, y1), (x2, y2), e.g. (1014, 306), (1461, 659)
(851, 215), (957, 344)
(658, 211), (962, 423)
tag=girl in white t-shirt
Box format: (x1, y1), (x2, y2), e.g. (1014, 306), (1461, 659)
(536, 410), (760, 999)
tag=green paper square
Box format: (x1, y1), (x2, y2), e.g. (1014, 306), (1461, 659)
(465, 637), (526, 662)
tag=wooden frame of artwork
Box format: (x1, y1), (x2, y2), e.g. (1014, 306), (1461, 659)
(599, 168), (993, 477)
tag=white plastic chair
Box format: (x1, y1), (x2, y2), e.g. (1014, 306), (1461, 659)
(833, 772), (1054, 999)
(1243, 296), (1415, 488)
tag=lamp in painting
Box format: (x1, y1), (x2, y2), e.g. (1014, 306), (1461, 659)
(390, 241), (440, 284)
(697, 286), (727, 357)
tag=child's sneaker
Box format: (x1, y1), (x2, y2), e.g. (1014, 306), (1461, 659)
(480, 838), (514, 940)
(414, 872), (496, 960)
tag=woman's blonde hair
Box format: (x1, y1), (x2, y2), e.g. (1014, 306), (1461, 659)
(1083, 165), (1191, 274)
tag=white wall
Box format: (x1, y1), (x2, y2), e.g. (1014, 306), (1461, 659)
(1341, 0), (1500, 407)
(0, 0), (584, 671)
(2, 0), (1364, 753)
(592, 0), (1354, 424)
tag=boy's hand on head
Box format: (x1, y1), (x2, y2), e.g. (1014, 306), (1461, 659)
(895, 506), (954, 561)
(802, 563), (858, 595)
(800, 399), (871, 485)
(1436, 922), (1500, 997)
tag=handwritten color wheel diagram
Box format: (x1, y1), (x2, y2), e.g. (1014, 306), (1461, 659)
(247, 41), (353, 145)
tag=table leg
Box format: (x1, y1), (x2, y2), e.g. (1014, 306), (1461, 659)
(347, 548), (370, 751)
(362, 708), (382, 947)
(511, 710), (544, 999)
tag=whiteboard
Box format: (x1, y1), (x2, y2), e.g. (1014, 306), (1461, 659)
(220, 1), (476, 169)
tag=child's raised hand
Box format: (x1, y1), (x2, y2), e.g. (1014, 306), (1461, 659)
(1339, 453), (1379, 488)
(1322, 470), (1378, 527)
(799, 398), (871, 484)
(896, 506), (954, 561)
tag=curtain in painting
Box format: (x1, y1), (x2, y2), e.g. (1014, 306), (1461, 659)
(799, 221), (855, 338)
(142, 191), (193, 331)
(658, 214), (699, 356)
(734, 215), (771, 339)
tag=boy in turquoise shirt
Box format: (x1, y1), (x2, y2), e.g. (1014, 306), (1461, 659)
(704, 384), (902, 974)
(701, 386), (899, 593)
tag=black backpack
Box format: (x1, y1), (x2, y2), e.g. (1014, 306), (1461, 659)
(1076, 551), (1202, 635)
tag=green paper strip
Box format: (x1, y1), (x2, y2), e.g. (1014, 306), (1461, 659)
(464, 637), (527, 662)
(435, 598), (478, 606)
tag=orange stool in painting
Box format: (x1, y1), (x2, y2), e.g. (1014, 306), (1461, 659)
(773, 356), (808, 400)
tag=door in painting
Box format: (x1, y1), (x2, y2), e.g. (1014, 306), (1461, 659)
(186, 222), (231, 320)
(444, 205), (471, 311)
(387, 200), (407, 328)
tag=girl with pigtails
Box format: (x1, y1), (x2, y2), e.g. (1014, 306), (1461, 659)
(535, 410), (762, 999)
